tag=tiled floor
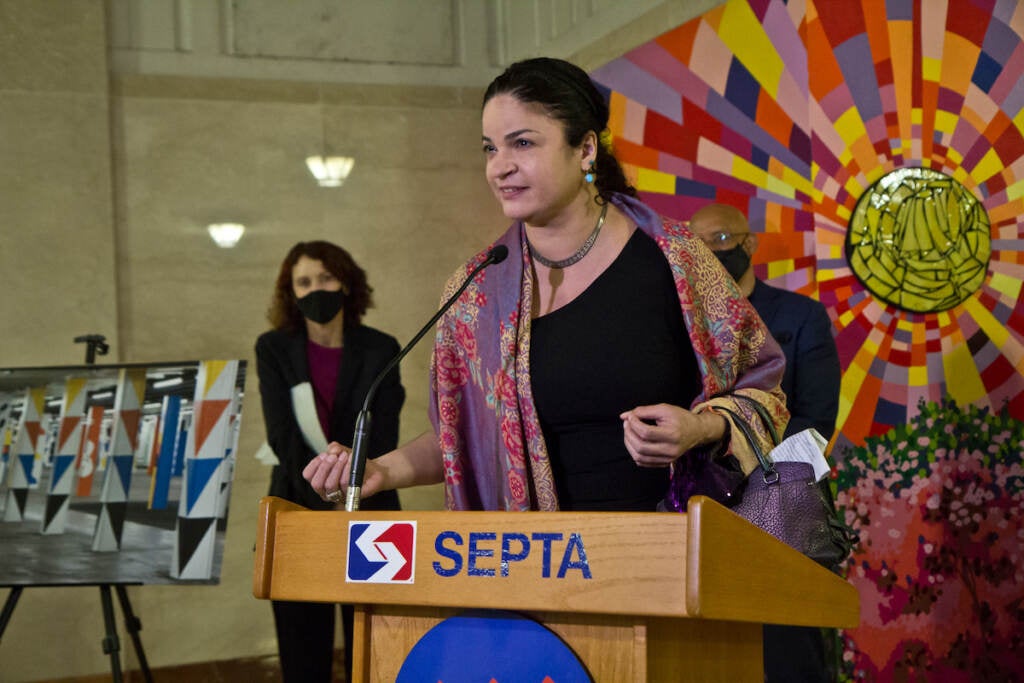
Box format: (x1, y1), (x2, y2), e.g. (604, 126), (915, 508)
(1, 472), (222, 586)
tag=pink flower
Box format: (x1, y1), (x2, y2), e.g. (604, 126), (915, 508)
(508, 470), (527, 505)
(501, 418), (523, 461)
(438, 396), (459, 424)
(435, 347), (469, 389)
(454, 319), (478, 359)
(439, 425), (458, 453)
(491, 369), (517, 405)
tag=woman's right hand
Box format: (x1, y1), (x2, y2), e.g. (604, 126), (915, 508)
(302, 441), (388, 505)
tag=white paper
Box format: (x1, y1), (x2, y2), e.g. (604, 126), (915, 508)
(290, 381), (329, 453)
(254, 440), (280, 466)
(768, 428), (831, 481)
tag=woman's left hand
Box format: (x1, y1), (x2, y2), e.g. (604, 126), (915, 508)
(620, 403), (725, 467)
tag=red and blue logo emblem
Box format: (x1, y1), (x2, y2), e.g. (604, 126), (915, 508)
(346, 521), (416, 583)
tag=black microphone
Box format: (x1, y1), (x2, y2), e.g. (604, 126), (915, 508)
(345, 244), (509, 511)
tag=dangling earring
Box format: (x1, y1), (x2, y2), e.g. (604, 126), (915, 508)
(584, 160), (596, 184)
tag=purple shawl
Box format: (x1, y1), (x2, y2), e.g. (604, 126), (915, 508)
(429, 194), (788, 511)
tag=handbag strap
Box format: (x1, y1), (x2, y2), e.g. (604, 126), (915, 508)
(712, 404), (779, 483)
(727, 392), (781, 446)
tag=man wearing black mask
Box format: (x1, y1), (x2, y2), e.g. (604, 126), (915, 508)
(690, 203), (841, 439)
(689, 203), (842, 683)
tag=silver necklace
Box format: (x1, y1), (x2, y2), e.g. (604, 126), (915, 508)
(528, 202), (608, 269)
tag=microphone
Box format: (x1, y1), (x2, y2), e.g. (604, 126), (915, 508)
(345, 244), (509, 511)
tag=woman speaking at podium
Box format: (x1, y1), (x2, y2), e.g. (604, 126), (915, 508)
(304, 59), (785, 517)
(257, 240), (404, 682)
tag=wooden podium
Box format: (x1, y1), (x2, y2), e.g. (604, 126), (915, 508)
(253, 495), (858, 682)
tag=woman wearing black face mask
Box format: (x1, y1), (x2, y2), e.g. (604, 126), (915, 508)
(255, 240), (404, 683)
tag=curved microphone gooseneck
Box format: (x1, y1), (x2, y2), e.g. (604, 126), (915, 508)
(345, 244), (509, 511)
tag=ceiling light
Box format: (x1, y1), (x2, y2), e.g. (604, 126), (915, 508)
(305, 155), (355, 187)
(207, 223), (245, 248)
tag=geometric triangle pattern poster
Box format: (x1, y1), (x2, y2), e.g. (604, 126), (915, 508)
(173, 360), (239, 580)
(0, 360), (246, 587)
(42, 378), (87, 534)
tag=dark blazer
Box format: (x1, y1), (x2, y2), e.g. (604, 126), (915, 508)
(255, 324), (404, 510)
(748, 280), (841, 440)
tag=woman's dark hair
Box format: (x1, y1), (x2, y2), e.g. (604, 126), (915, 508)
(483, 57), (636, 201)
(268, 240), (373, 333)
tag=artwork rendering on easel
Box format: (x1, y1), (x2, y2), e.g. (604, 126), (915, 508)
(0, 360), (246, 585)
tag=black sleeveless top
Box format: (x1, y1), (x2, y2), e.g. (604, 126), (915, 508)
(529, 229), (702, 511)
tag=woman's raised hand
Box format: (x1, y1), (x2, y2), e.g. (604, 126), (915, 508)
(302, 441), (388, 505)
(303, 442), (350, 504)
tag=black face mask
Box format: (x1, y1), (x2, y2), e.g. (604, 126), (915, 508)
(295, 289), (345, 324)
(714, 244), (751, 282)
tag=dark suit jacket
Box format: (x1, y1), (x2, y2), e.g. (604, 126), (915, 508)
(255, 324), (404, 510)
(748, 280), (840, 440)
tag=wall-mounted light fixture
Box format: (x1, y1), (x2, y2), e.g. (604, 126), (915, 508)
(305, 155), (355, 187)
(207, 222), (245, 248)
(307, 86), (355, 188)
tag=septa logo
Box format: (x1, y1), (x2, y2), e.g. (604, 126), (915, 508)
(346, 521), (416, 583)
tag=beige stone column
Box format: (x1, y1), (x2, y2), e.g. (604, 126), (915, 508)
(0, 0), (119, 366)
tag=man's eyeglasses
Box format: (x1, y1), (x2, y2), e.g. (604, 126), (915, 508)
(699, 231), (750, 250)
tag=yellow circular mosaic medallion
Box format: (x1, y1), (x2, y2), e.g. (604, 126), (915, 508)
(846, 167), (991, 313)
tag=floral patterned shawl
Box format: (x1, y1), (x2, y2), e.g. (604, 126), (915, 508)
(428, 193), (788, 511)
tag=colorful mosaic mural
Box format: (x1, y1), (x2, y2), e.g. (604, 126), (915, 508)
(591, 0), (1024, 679)
(591, 0), (1024, 450)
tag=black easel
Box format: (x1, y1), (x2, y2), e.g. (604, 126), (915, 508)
(0, 335), (153, 683)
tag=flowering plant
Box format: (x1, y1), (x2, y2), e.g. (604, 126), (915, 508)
(834, 398), (1024, 681)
